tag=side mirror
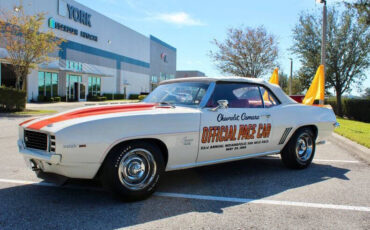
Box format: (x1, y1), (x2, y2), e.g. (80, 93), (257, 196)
(209, 99), (228, 111)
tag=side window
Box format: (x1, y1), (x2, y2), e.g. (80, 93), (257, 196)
(206, 83), (263, 108)
(260, 86), (280, 108)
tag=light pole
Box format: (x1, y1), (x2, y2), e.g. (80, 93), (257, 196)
(289, 58), (293, 95)
(317, 0), (327, 105)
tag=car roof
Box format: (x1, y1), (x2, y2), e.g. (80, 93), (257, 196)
(160, 76), (297, 105)
(161, 76), (266, 84)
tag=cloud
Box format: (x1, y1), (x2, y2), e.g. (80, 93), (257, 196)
(151, 12), (205, 26)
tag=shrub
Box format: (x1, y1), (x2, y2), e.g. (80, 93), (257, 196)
(343, 99), (370, 122)
(325, 98), (370, 122)
(37, 95), (46, 102)
(129, 94), (139, 99)
(53, 97), (61, 102)
(87, 96), (107, 101)
(325, 98), (338, 113)
(138, 95), (146, 101)
(37, 95), (61, 103)
(0, 87), (26, 112)
(102, 94), (125, 100)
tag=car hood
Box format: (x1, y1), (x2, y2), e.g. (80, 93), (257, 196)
(20, 103), (200, 133)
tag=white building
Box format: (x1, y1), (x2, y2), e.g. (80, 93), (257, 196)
(0, 0), (177, 101)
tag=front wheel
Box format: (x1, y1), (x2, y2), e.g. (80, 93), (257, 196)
(281, 128), (316, 169)
(100, 141), (164, 201)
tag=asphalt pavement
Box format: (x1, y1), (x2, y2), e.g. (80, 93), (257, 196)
(0, 114), (369, 229)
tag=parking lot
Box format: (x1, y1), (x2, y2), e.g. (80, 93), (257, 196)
(0, 115), (369, 229)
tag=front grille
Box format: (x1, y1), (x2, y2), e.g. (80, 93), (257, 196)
(24, 130), (48, 151)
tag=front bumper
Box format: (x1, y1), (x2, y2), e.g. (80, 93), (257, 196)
(17, 139), (61, 164)
(17, 139), (100, 179)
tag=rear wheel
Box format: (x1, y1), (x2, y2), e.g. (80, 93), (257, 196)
(281, 128), (316, 169)
(101, 141), (164, 201)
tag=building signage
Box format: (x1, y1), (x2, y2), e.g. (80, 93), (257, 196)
(48, 18), (98, 42)
(67, 4), (91, 27)
(58, 0), (92, 27)
(160, 53), (168, 63)
(48, 17), (78, 35)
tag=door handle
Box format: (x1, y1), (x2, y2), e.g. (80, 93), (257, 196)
(261, 114), (271, 118)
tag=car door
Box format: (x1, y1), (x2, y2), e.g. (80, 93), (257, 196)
(197, 82), (276, 163)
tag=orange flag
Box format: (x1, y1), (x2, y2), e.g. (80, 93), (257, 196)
(269, 68), (279, 85)
(303, 65), (325, 105)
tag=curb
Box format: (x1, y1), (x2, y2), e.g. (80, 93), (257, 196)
(329, 133), (370, 165)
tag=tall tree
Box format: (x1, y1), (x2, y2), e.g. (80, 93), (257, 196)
(363, 87), (370, 98)
(210, 26), (279, 78)
(278, 72), (303, 95)
(345, 0), (370, 25)
(0, 5), (63, 90)
(291, 7), (370, 116)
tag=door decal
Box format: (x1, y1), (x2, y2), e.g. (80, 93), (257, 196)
(200, 113), (272, 152)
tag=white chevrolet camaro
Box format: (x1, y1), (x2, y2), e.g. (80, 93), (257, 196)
(18, 77), (337, 201)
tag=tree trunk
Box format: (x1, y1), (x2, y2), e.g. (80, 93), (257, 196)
(336, 91), (343, 117)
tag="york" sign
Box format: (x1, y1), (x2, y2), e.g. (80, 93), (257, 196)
(67, 4), (91, 27)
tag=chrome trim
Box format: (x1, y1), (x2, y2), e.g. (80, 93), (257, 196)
(258, 86), (265, 108)
(168, 150), (280, 171)
(118, 148), (157, 191)
(199, 82), (216, 108)
(18, 140), (61, 164)
(295, 133), (313, 162)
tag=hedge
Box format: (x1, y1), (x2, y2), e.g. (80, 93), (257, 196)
(87, 96), (107, 101)
(0, 87), (26, 112)
(37, 95), (61, 103)
(326, 98), (370, 122)
(138, 95), (146, 101)
(102, 93), (125, 100)
(129, 94), (139, 99)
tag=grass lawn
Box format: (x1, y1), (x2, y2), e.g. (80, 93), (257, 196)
(12, 109), (57, 115)
(335, 117), (370, 148)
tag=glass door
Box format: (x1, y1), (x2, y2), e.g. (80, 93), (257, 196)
(66, 74), (82, 101)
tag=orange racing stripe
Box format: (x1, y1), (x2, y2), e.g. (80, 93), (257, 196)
(26, 103), (158, 130)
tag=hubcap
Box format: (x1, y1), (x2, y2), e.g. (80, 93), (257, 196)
(118, 148), (157, 191)
(295, 133), (313, 162)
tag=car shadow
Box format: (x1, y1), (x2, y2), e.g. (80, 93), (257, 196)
(0, 157), (350, 229)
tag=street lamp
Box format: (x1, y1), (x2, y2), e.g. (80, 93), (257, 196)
(289, 58), (293, 95)
(317, 0), (327, 105)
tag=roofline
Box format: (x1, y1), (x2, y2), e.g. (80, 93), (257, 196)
(160, 76), (266, 84)
(160, 76), (297, 105)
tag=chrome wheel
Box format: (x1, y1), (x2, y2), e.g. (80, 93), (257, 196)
(118, 148), (157, 191)
(295, 133), (313, 162)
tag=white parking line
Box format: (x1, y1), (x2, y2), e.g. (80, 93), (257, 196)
(259, 157), (360, 164)
(313, 159), (360, 163)
(0, 178), (369, 212)
(156, 192), (370, 212)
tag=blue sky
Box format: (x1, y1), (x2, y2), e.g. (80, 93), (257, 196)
(75, 0), (368, 95)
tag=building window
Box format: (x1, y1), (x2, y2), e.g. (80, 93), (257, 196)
(88, 76), (101, 96)
(38, 71), (58, 98)
(66, 60), (83, 72)
(158, 73), (175, 82)
(66, 74), (82, 100)
(151, 76), (159, 91)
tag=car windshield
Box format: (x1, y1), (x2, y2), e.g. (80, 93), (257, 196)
(144, 82), (210, 107)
